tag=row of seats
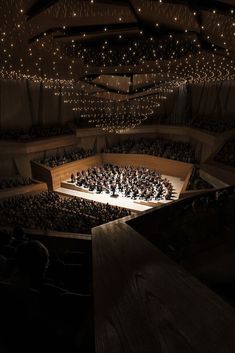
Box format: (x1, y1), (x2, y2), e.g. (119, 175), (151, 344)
(0, 191), (131, 234)
(0, 125), (73, 141)
(0, 176), (33, 190)
(0, 118), (234, 143)
(0, 226), (93, 352)
(36, 147), (95, 168)
(102, 137), (197, 163)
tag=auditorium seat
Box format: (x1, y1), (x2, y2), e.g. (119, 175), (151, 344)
(62, 263), (91, 294)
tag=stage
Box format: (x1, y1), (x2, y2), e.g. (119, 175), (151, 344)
(56, 174), (184, 213)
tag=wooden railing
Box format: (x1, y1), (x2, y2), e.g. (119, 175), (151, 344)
(92, 215), (235, 353)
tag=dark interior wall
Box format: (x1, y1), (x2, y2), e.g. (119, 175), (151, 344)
(0, 79), (74, 130)
(190, 81), (235, 122)
(149, 80), (235, 125)
(1, 79), (235, 131)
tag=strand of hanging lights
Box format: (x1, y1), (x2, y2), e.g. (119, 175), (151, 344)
(0, 0), (235, 132)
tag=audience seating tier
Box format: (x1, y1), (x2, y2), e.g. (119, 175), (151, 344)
(0, 226), (93, 352)
(0, 191), (130, 234)
(77, 125), (217, 146)
(0, 180), (48, 200)
(0, 135), (78, 155)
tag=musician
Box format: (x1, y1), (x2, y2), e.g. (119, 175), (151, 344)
(71, 173), (75, 183)
(111, 182), (116, 196)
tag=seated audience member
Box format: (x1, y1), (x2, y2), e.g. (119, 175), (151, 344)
(0, 124), (73, 141)
(7, 225), (28, 249)
(71, 173), (75, 183)
(14, 240), (49, 290)
(102, 137), (196, 163)
(0, 238), (91, 353)
(0, 176), (33, 190)
(36, 147), (94, 168)
(0, 191), (130, 234)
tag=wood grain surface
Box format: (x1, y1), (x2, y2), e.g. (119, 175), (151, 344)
(92, 221), (235, 353)
(31, 154), (193, 191)
(102, 153), (193, 179)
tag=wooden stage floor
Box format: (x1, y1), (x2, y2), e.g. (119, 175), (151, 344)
(56, 175), (184, 213)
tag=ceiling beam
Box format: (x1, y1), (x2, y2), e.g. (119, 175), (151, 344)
(151, 0), (235, 16)
(29, 22), (139, 43)
(90, 0), (129, 5)
(26, 0), (59, 20)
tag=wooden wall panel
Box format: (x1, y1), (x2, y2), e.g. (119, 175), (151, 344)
(200, 169), (228, 189)
(32, 155), (103, 190)
(101, 153), (193, 179)
(0, 124), (224, 178)
(31, 162), (53, 189)
(32, 154), (193, 191)
(181, 168), (194, 193)
(0, 135), (78, 156)
(50, 155), (103, 189)
(201, 164), (235, 186)
(76, 125), (220, 164)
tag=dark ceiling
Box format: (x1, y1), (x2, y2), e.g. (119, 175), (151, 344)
(0, 0), (235, 131)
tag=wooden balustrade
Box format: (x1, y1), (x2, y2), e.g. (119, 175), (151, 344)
(93, 220), (235, 353)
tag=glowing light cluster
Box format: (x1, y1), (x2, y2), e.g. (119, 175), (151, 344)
(0, 0), (235, 132)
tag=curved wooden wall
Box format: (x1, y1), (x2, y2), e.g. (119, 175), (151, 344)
(2, 124), (233, 178)
(31, 155), (103, 190)
(102, 153), (193, 179)
(77, 124), (218, 162)
(201, 163), (235, 186)
(31, 153), (193, 192)
(102, 153), (193, 193)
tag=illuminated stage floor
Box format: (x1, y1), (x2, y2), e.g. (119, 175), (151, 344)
(56, 175), (184, 213)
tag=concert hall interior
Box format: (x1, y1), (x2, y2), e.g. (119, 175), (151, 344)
(0, 1), (235, 352)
